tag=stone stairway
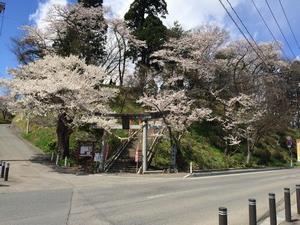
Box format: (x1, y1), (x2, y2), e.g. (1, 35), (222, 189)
(107, 133), (142, 173)
(104, 126), (164, 173)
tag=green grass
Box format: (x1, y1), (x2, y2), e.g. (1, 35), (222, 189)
(110, 89), (143, 114)
(22, 126), (56, 153)
(12, 111), (298, 171)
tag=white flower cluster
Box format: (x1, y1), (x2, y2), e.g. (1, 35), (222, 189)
(3, 55), (118, 128)
(138, 90), (211, 132)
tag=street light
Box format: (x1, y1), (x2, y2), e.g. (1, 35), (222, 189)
(0, 2), (5, 36)
(0, 2), (5, 13)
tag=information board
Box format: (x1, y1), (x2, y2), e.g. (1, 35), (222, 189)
(297, 139), (300, 162)
(80, 145), (93, 156)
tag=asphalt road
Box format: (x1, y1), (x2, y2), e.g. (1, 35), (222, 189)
(0, 124), (299, 225)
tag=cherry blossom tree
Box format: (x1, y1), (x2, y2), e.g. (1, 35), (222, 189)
(103, 18), (145, 86)
(137, 25), (227, 169)
(214, 93), (264, 161)
(211, 39), (290, 162)
(149, 24), (290, 166)
(13, 6), (144, 87)
(0, 95), (11, 121)
(13, 3), (107, 66)
(153, 25), (229, 88)
(3, 55), (118, 157)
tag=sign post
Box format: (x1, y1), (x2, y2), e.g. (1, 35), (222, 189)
(286, 136), (293, 167)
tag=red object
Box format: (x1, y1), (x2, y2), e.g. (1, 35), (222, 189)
(105, 144), (109, 160)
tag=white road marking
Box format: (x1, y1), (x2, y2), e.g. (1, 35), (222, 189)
(146, 194), (167, 199)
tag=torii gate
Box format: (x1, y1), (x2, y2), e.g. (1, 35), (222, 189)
(95, 111), (168, 173)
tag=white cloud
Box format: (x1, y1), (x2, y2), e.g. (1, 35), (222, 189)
(30, 0), (244, 31)
(29, 0), (67, 30)
(103, 0), (132, 18)
(104, 0), (242, 29)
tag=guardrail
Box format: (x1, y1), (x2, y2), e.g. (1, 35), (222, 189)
(218, 185), (300, 225)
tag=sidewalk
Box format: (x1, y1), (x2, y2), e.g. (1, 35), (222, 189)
(280, 214), (300, 225)
(259, 193), (300, 225)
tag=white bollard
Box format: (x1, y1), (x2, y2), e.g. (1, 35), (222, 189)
(64, 157), (67, 167)
(55, 154), (59, 166)
(190, 162), (193, 174)
(51, 152), (54, 161)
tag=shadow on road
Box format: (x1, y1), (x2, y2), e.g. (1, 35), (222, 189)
(29, 155), (86, 175)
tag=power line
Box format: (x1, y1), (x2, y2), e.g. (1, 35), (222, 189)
(250, 0), (290, 60)
(218, 0), (270, 70)
(265, 0), (296, 58)
(224, 0), (268, 61)
(278, 0), (300, 49)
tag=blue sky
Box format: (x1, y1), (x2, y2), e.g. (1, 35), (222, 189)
(1, 0), (300, 79)
(0, 1), (39, 78)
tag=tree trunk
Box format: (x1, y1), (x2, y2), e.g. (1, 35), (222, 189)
(224, 139), (229, 155)
(57, 113), (72, 158)
(246, 149), (251, 164)
(2, 110), (7, 120)
(26, 118), (30, 134)
(246, 137), (255, 165)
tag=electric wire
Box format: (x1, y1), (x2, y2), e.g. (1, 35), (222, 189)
(218, 0), (270, 70)
(224, 0), (268, 61)
(278, 0), (300, 49)
(250, 0), (290, 60)
(265, 0), (296, 58)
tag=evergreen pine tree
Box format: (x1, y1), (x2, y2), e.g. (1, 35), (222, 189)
(124, 0), (168, 65)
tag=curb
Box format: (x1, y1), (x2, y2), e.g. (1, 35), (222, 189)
(185, 167), (290, 178)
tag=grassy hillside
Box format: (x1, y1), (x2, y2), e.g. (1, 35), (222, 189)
(152, 123), (296, 170)
(11, 91), (299, 171)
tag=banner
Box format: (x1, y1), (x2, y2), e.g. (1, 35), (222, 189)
(297, 139), (300, 162)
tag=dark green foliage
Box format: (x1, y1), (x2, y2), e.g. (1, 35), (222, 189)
(78, 0), (103, 7)
(135, 15), (168, 64)
(124, 0), (168, 65)
(11, 36), (45, 64)
(53, 4), (107, 66)
(167, 21), (186, 39)
(253, 149), (271, 165)
(110, 88), (144, 113)
(124, 0), (167, 29)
